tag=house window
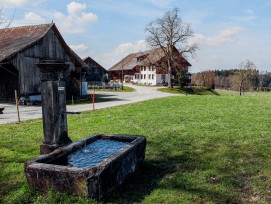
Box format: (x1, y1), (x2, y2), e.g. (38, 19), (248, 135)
(144, 66), (146, 71)
(148, 74), (151, 79)
(141, 74), (143, 79)
(152, 74), (154, 79)
(144, 74), (146, 79)
(141, 66), (143, 71)
(137, 57), (143, 62)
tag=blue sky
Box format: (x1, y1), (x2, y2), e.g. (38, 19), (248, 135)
(1, 0), (271, 72)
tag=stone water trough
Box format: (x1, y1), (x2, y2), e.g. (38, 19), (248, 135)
(25, 134), (146, 199)
(24, 60), (146, 200)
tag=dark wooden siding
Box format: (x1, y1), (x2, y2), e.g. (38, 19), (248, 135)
(84, 58), (107, 82)
(1, 29), (77, 101)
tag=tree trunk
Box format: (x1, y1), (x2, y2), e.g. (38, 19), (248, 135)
(167, 58), (172, 88)
(167, 44), (173, 88)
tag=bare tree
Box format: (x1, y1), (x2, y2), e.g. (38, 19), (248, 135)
(191, 70), (215, 89)
(145, 8), (198, 88)
(234, 60), (257, 96)
(257, 71), (265, 91)
(0, 7), (14, 28)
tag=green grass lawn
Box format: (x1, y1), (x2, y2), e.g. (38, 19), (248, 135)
(1, 93), (271, 203)
(159, 86), (220, 95)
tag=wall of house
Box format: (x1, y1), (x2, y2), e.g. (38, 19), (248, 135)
(8, 29), (75, 96)
(132, 66), (172, 85)
(156, 74), (170, 84)
(132, 66), (156, 85)
(109, 70), (133, 82)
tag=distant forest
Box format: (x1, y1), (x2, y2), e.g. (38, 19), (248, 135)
(192, 69), (271, 91)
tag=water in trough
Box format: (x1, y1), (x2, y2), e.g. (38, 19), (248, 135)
(68, 139), (129, 168)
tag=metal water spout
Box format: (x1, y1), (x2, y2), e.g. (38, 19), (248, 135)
(62, 111), (81, 115)
(36, 60), (72, 154)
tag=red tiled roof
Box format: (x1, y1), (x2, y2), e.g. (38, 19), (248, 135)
(108, 50), (150, 71)
(108, 47), (191, 72)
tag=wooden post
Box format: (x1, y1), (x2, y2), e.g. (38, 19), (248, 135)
(15, 90), (21, 123)
(72, 95), (74, 105)
(92, 88), (95, 112)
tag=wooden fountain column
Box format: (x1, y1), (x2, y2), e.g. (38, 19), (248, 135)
(36, 60), (72, 154)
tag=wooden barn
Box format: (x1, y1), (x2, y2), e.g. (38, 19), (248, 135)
(0, 23), (88, 102)
(83, 56), (108, 84)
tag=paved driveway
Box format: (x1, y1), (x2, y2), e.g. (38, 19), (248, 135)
(0, 84), (178, 124)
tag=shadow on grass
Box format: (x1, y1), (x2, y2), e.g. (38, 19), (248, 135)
(159, 86), (220, 96)
(106, 148), (239, 203)
(184, 87), (220, 95)
(67, 94), (127, 105)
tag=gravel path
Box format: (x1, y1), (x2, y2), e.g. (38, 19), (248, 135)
(0, 84), (178, 124)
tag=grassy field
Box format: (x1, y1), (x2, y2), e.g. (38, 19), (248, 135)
(159, 86), (220, 95)
(1, 92), (271, 203)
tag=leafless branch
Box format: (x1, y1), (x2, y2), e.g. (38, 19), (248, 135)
(0, 7), (15, 28)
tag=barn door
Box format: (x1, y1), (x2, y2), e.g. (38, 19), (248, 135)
(0, 64), (19, 102)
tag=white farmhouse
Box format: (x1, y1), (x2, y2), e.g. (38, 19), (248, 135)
(108, 47), (191, 85)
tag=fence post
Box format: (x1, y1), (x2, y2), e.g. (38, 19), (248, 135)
(15, 90), (21, 123)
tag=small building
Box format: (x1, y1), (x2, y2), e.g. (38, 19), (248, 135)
(83, 56), (108, 85)
(0, 23), (88, 102)
(108, 47), (191, 85)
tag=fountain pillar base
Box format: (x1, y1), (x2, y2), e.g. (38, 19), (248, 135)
(40, 138), (72, 154)
(40, 143), (60, 155)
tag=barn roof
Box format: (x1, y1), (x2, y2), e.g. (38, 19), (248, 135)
(83, 56), (107, 72)
(0, 23), (86, 68)
(108, 47), (191, 72)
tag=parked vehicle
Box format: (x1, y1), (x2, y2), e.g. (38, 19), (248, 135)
(19, 93), (41, 105)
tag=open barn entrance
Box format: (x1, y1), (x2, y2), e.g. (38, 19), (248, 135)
(0, 64), (19, 102)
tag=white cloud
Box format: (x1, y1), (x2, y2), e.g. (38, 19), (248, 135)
(95, 40), (148, 69)
(189, 27), (243, 47)
(188, 27), (244, 72)
(70, 44), (88, 52)
(206, 27), (243, 46)
(53, 1), (98, 34)
(23, 12), (46, 23)
(67, 2), (86, 17)
(187, 33), (205, 46)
